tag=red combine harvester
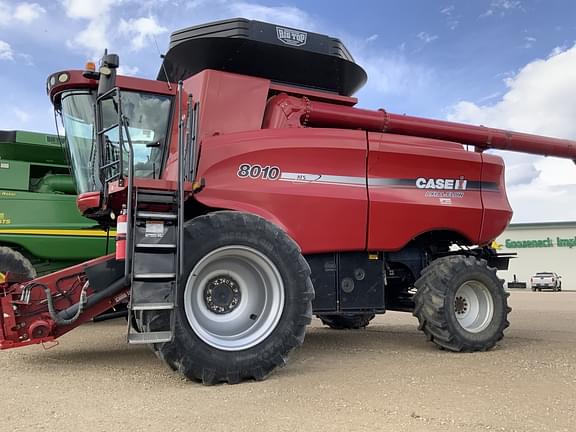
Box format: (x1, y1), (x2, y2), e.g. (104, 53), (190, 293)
(1, 19), (575, 384)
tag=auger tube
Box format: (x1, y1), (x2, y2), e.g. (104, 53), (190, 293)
(306, 99), (576, 160)
(265, 94), (576, 161)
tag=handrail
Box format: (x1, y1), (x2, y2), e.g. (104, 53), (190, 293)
(95, 86), (134, 280)
(97, 122), (120, 136)
(122, 118), (134, 281)
(116, 89), (135, 281)
(177, 81), (185, 280)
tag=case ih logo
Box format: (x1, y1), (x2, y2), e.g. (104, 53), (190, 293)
(276, 27), (307, 47)
(416, 177), (468, 190)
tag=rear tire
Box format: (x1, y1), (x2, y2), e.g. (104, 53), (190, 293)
(413, 255), (510, 352)
(154, 211), (314, 384)
(317, 313), (375, 330)
(0, 246), (36, 280)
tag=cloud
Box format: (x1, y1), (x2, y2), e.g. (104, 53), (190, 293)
(118, 65), (140, 76)
(60, 0), (121, 57)
(62, 1), (166, 56)
(441, 5), (454, 14)
(119, 17), (167, 50)
(183, 0), (314, 29)
(0, 1), (45, 25)
(185, 0), (215, 10)
(440, 5), (459, 30)
(449, 45), (576, 137)
(356, 51), (434, 96)
(69, 17), (111, 57)
(549, 45), (568, 58)
(325, 25), (436, 108)
(0, 98), (54, 132)
(365, 34), (378, 43)
(524, 36), (536, 49)
(506, 162), (540, 186)
(448, 44), (576, 221)
(417, 32), (438, 44)
(17, 53), (34, 66)
(477, 91), (502, 103)
(0, 40), (14, 60)
(226, 3), (314, 29)
(61, 0), (119, 19)
(507, 183), (576, 223)
(481, 0), (524, 18)
(13, 2), (45, 23)
(0, 2), (8, 24)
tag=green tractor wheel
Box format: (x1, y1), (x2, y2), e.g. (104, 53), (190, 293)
(0, 246), (36, 281)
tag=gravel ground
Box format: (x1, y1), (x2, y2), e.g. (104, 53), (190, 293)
(1, 290), (575, 432)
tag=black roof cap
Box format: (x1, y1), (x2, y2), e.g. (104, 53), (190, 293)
(158, 18), (367, 96)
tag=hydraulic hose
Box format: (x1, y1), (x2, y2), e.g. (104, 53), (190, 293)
(48, 281), (89, 326)
(21, 282), (87, 326)
(92, 308), (128, 322)
(57, 277), (126, 322)
(23, 277), (126, 326)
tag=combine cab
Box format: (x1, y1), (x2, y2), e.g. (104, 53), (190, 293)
(1, 19), (575, 384)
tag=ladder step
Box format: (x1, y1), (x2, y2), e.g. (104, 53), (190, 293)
(137, 188), (177, 196)
(133, 272), (176, 281)
(137, 193), (176, 204)
(135, 243), (177, 250)
(136, 211), (177, 220)
(128, 331), (173, 344)
(131, 302), (174, 311)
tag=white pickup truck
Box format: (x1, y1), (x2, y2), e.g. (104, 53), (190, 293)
(531, 272), (562, 291)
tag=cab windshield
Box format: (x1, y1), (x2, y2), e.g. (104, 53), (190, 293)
(60, 90), (172, 194)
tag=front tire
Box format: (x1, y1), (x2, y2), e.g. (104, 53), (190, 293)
(155, 212), (314, 384)
(413, 255), (510, 352)
(317, 313), (375, 330)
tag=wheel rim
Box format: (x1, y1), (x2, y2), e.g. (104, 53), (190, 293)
(454, 280), (494, 333)
(184, 245), (285, 351)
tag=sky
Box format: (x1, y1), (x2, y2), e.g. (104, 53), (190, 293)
(0, 0), (575, 222)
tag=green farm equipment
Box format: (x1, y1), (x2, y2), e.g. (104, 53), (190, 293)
(0, 130), (114, 278)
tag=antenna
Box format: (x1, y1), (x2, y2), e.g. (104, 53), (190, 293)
(153, 36), (172, 90)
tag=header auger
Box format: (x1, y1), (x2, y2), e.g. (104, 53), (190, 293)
(1, 18), (575, 384)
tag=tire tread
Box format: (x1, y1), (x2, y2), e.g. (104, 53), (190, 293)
(413, 255), (511, 352)
(154, 211), (313, 384)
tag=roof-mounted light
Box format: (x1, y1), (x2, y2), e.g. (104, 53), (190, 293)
(83, 60), (100, 80)
(46, 72), (69, 94)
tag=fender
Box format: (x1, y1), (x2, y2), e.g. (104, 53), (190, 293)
(193, 196), (296, 245)
(194, 128), (369, 254)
